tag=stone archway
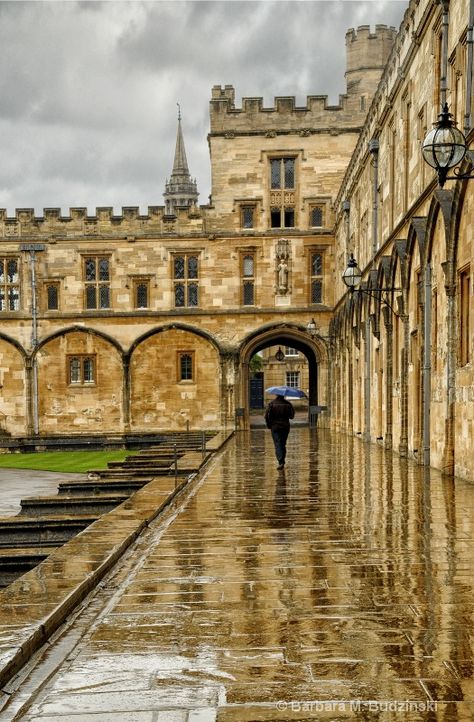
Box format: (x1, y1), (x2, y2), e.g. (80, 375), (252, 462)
(237, 324), (329, 430)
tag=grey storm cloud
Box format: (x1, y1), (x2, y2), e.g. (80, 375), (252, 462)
(0, 0), (407, 215)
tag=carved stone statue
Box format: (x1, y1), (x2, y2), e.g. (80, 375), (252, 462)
(277, 258), (289, 293)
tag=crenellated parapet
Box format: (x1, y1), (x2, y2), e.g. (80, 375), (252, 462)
(209, 85), (362, 135)
(0, 204), (206, 240)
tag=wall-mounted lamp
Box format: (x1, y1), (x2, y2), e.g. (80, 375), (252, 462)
(275, 347), (285, 362)
(342, 254), (400, 315)
(422, 103), (474, 187)
(306, 318), (318, 339)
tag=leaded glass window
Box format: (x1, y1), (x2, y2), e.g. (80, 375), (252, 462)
(243, 281), (254, 306)
(179, 353), (193, 381)
(269, 157), (296, 228)
(173, 254), (200, 308)
(241, 206), (254, 229)
(243, 255), (254, 277)
(135, 282), (149, 309)
(68, 355), (96, 385)
(46, 284), (59, 310)
(84, 256), (110, 310)
(310, 206), (323, 227)
(310, 252), (323, 305)
(0, 258), (20, 311)
(241, 252), (255, 306)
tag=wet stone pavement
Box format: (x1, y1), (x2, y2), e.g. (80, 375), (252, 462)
(6, 428), (474, 721)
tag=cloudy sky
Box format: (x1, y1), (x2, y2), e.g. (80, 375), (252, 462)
(0, 0), (407, 216)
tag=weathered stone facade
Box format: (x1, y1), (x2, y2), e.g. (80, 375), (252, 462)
(0, 0), (473, 483)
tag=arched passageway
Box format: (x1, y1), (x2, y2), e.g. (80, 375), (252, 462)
(238, 324), (329, 429)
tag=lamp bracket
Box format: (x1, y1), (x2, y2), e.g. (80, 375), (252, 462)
(350, 286), (401, 316)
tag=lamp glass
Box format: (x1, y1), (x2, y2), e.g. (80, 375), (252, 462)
(422, 124), (466, 170)
(342, 259), (362, 288)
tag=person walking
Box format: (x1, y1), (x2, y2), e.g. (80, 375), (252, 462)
(264, 394), (295, 470)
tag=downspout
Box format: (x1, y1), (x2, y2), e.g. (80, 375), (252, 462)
(440, 0), (450, 109)
(369, 139), (380, 259)
(464, 0), (474, 134)
(423, 262), (432, 467)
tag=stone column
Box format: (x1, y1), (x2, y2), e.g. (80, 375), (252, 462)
(442, 277), (456, 475)
(382, 305), (393, 450)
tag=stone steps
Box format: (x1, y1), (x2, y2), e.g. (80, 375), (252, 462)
(19, 494), (130, 517)
(0, 547), (57, 588)
(0, 431), (220, 587)
(0, 515), (99, 547)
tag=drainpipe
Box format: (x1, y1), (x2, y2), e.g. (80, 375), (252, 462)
(423, 262), (432, 467)
(369, 139), (379, 258)
(20, 243), (45, 436)
(464, 0), (474, 133)
(440, 0), (450, 109)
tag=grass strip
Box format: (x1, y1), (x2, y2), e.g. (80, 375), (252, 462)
(0, 450), (137, 473)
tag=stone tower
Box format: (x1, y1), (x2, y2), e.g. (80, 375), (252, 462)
(163, 107), (199, 215)
(345, 25), (398, 107)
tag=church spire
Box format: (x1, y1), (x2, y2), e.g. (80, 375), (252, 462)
(164, 105), (199, 216)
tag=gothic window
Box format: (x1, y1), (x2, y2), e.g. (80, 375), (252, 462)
(269, 157), (296, 228)
(459, 266), (471, 367)
(241, 252), (255, 306)
(133, 279), (150, 309)
(286, 371), (300, 388)
(178, 351), (194, 381)
(68, 355), (96, 385)
(0, 258), (20, 311)
(310, 206), (324, 228)
(241, 205), (255, 229)
(46, 283), (59, 310)
(84, 256), (110, 310)
(173, 254), (199, 308)
(310, 252), (323, 304)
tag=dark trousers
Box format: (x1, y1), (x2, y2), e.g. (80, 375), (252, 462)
(271, 427), (290, 464)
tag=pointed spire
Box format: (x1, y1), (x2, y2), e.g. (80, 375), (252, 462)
(163, 105), (199, 216)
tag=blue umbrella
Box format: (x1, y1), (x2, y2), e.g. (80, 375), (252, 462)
(265, 385), (307, 398)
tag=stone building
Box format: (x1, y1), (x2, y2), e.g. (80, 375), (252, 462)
(0, 0), (473, 482)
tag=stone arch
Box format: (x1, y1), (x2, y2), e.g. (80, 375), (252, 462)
(237, 322), (328, 428)
(129, 325), (223, 432)
(0, 335), (28, 436)
(36, 327), (125, 434)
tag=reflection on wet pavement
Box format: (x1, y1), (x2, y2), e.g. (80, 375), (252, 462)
(18, 429), (474, 720)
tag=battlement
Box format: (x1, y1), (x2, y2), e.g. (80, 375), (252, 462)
(209, 85), (364, 134)
(0, 204), (205, 238)
(345, 24), (397, 79)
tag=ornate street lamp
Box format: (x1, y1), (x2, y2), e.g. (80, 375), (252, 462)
(275, 347), (285, 362)
(342, 254), (400, 315)
(422, 103), (474, 187)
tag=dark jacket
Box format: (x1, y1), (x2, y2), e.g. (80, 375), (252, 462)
(264, 396), (295, 430)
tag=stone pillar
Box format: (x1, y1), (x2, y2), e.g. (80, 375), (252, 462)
(442, 279), (456, 475)
(382, 305), (393, 449)
(25, 355), (35, 436)
(122, 355), (130, 433)
(399, 311), (409, 457)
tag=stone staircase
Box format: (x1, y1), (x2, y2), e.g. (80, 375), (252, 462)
(0, 432), (216, 588)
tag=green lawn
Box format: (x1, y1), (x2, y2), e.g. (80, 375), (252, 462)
(0, 450), (137, 473)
